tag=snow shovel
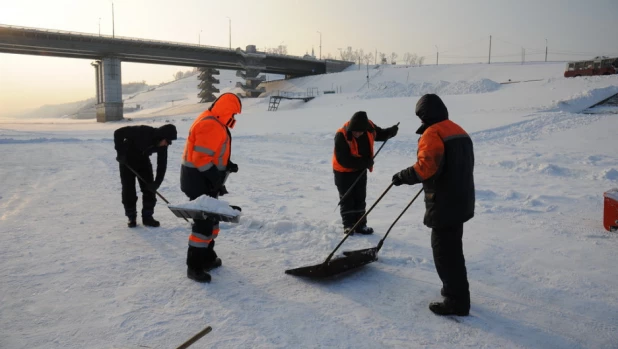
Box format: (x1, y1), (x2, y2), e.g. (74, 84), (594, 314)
(167, 171), (242, 223)
(342, 187), (423, 261)
(334, 122), (399, 212)
(285, 183), (394, 278)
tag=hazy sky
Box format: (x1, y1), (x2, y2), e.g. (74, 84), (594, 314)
(1, 0), (617, 117)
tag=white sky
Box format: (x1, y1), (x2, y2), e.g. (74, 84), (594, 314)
(1, 0), (617, 117)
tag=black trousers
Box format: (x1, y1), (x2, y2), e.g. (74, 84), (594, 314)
(334, 170), (367, 228)
(431, 224), (470, 307)
(119, 160), (156, 217)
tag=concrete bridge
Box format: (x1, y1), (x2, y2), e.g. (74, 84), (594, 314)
(0, 25), (353, 121)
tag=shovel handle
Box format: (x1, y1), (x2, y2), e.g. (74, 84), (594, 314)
(324, 183), (394, 264)
(123, 163), (190, 223)
(375, 187), (424, 252)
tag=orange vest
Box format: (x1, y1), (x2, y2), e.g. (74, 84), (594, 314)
(332, 120), (376, 172)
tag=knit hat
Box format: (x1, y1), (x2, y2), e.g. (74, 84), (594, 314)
(156, 124), (177, 145)
(348, 111), (370, 131)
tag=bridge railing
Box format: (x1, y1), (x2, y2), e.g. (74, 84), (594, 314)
(1, 24), (356, 65)
(0, 24), (235, 52)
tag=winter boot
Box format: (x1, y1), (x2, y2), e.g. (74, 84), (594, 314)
(142, 216), (160, 227)
(344, 227), (355, 236)
(429, 300), (469, 316)
(127, 215), (137, 228)
(187, 268), (211, 283)
(441, 287), (447, 297)
(204, 257), (222, 271)
(357, 225), (374, 235)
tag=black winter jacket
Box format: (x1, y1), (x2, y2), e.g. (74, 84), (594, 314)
(114, 125), (176, 186)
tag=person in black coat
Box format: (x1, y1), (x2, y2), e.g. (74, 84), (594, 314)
(114, 124), (177, 227)
(392, 94), (475, 316)
(333, 111), (398, 235)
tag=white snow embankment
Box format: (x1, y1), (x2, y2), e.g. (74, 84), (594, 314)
(357, 79), (501, 99)
(552, 86), (618, 113)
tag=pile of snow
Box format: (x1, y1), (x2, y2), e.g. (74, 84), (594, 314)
(357, 78), (501, 99)
(169, 195), (241, 217)
(554, 86), (618, 113)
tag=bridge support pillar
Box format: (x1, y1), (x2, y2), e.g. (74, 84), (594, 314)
(92, 57), (123, 122)
(197, 68), (220, 103)
(237, 45), (266, 98)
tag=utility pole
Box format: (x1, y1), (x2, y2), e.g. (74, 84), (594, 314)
(112, 2), (115, 38)
(317, 31), (322, 59)
(488, 35), (492, 64)
(435, 45), (439, 65)
(375, 49), (377, 65)
(545, 38), (548, 62)
(226, 17), (231, 49)
(98, 17), (101, 36)
(366, 57), (370, 90)
(199, 30), (202, 45)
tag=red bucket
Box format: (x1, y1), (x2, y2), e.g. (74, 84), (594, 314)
(603, 189), (618, 232)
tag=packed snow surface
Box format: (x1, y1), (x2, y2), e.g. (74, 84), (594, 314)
(1, 62), (618, 349)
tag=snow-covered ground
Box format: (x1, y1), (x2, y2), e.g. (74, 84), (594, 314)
(1, 62), (618, 349)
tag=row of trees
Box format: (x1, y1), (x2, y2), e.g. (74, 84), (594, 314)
(173, 68), (199, 81)
(261, 45), (425, 66)
(338, 47), (425, 66)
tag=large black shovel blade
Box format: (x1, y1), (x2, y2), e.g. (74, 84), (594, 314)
(285, 253), (378, 279)
(342, 247), (379, 259)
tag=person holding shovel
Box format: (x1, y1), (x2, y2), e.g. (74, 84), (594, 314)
(392, 94), (475, 316)
(114, 124), (177, 228)
(180, 92), (242, 283)
(333, 111), (398, 235)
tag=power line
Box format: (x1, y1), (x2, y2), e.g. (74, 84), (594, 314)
(441, 36), (488, 53)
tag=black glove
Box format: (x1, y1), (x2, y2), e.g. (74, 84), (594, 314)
(392, 172), (404, 186)
(366, 157), (374, 169)
(389, 124), (399, 138)
(116, 154), (127, 165)
(227, 161), (239, 173)
(218, 185), (229, 197)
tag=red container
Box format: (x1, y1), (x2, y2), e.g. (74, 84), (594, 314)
(604, 189), (618, 232)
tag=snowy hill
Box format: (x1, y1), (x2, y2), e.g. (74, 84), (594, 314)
(1, 61), (618, 349)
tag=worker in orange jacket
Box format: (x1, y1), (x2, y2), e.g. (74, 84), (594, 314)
(333, 111), (398, 235)
(392, 94), (475, 316)
(180, 92), (242, 283)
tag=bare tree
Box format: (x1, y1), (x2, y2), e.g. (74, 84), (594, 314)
(418, 56), (425, 66)
(340, 47), (356, 61)
(355, 48), (365, 66)
(403, 52), (411, 65)
(391, 52), (398, 64)
(380, 53), (387, 64)
(402, 52), (418, 66)
(363, 52), (374, 66)
(265, 44), (288, 55)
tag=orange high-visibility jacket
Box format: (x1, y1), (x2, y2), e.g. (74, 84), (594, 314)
(332, 120), (376, 172)
(182, 94), (242, 172)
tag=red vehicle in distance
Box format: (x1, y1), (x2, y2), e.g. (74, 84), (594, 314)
(564, 56), (618, 78)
